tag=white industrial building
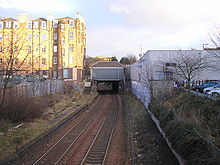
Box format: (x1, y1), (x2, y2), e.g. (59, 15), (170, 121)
(130, 50), (220, 106)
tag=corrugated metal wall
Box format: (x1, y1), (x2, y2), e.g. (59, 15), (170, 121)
(91, 68), (124, 81)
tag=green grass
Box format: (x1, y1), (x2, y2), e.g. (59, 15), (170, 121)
(0, 120), (19, 133)
(0, 119), (49, 160)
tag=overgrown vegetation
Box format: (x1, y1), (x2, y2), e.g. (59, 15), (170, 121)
(150, 91), (220, 165)
(1, 95), (48, 122)
(0, 84), (97, 161)
(123, 94), (178, 165)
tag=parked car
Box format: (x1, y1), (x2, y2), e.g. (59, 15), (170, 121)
(203, 84), (220, 94)
(192, 81), (220, 93)
(207, 88), (220, 97)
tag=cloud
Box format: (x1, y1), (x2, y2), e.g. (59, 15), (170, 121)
(87, 23), (208, 59)
(0, 0), (75, 13)
(110, 4), (129, 14)
(109, 0), (220, 29)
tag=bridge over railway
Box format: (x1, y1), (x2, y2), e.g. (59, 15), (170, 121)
(90, 61), (125, 93)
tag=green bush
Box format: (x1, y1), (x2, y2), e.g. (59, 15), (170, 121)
(150, 91), (220, 164)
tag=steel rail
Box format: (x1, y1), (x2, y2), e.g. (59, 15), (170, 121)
(80, 94), (119, 165)
(32, 95), (107, 165)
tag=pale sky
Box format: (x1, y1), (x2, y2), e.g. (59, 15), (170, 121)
(1, 0), (220, 59)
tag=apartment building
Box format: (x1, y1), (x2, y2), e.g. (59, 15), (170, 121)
(0, 13), (86, 80)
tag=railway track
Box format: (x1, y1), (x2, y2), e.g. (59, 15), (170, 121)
(80, 94), (118, 165)
(22, 94), (120, 165)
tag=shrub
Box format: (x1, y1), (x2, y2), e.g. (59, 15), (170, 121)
(0, 95), (48, 122)
(150, 91), (220, 164)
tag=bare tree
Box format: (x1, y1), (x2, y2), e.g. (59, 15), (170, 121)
(203, 29), (220, 71)
(127, 54), (137, 64)
(163, 50), (212, 86)
(0, 27), (30, 110)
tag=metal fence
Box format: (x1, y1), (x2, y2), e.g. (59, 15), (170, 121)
(0, 80), (64, 99)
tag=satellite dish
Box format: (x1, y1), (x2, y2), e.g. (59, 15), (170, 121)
(139, 53), (142, 57)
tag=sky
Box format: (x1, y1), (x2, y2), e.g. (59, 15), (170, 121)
(1, 0), (220, 60)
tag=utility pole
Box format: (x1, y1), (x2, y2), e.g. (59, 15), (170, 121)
(139, 44), (143, 57)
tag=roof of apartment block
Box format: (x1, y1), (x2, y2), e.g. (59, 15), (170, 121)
(92, 61), (125, 68)
(55, 16), (74, 21)
(32, 18), (47, 21)
(1, 17), (17, 21)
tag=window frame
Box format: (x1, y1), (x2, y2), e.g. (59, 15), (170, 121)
(53, 56), (57, 64)
(5, 21), (11, 28)
(27, 34), (32, 41)
(27, 21), (32, 29)
(33, 21), (39, 29)
(13, 21), (19, 28)
(41, 21), (47, 29)
(54, 32), (57, 40)
(0, 22), (3, 29)
(42, 34), (46, 41)
(53, 45), (57, 53)
(42, 46), (46, 53)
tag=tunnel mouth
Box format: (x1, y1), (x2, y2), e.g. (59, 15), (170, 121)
(97, 81), (119, 93)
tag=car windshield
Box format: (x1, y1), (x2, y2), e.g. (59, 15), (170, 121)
(213, 84), (220, 88)
(204, 82), (218, 86)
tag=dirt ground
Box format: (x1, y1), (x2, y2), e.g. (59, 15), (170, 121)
(122, 93), (179, 165)
(105, 94), (131, 165)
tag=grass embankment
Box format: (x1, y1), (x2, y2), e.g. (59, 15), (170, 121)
(123, 93), (178, 165)
(0, 90), (97, 161)
(150, 91), (220, 165)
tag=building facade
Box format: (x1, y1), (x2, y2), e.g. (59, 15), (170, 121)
(0, 13), (86, 80)
(130, 50), (220, 100)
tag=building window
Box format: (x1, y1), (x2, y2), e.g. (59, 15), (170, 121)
(61, 37), (65, 44)
(54, 33), (57, 40)
(53, 45), (57, 52)
(53, 57), (57, 64)
(69, 46), (74, 52)
(61, 24), (65, 32)
(0, 58), (3, 64)
(5, 33), (9, 39)
(14, 58), (19, 65)
(27, 46), (31, 53)
(29, 58), (32, 64)
(62, 48), (65, 56)
(41, 21), (47, 29)
(69, 20), (74, 27)
(53, 20), (58, 28)
(69, 32), (74, 39)
(14, 46), (18, 52)
(165, 62), (176, 67)
(0, 34), (2, 40)
(35, 46), (38, 51)
(0, 22), (3, 28)
(27, 34), (32, 40)
(27, 21), (32, 28)
(42, 46), (46, 53)
(42, 58), (46, 65)
(0, 46), (2, 52)
(36, 58), (39, 64)
(34, 34), (38, 39)
(13, 21), (19, 28)
(5, 21), (11, 28)
(164, 72), (173, 81)
(33, 21), (39, 28)
(42, 34), (46, 41)
(14, 34), (18, 40)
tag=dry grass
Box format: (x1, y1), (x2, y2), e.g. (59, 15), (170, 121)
(0, 89), (97, 161)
